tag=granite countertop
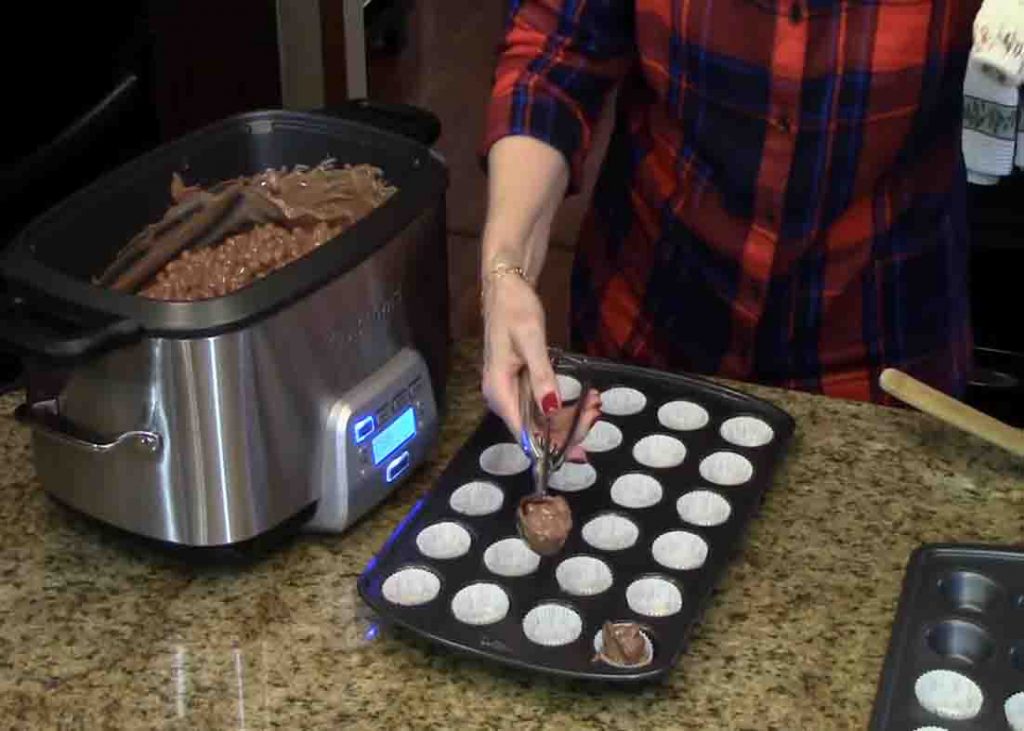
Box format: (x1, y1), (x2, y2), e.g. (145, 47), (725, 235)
(0, 341), (1021, 730)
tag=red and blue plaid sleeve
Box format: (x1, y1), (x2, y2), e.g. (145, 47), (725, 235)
(481, 0), (635, 193)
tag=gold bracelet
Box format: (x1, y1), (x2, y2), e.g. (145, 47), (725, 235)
(486, 263), (528, 283)
(480, 262), (530, 311)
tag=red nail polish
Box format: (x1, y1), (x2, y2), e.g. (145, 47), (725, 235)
(541, 392), (559, 415)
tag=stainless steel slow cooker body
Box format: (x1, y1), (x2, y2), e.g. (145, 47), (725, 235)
(1, 109), (450, 547)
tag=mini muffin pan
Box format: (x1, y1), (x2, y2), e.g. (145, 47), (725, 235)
(357, 351), (795, 681)
(869, 544), (1024, 730)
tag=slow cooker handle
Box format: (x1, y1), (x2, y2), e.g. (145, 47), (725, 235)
(315, 99), (442, 147)
(0, 298), (140, 359)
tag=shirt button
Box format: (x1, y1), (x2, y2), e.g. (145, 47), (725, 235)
(789, 2), (803, 23)
(777, 115), (792, 133)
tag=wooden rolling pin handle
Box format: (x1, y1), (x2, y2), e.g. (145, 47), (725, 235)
(879, 368), (1024, 458)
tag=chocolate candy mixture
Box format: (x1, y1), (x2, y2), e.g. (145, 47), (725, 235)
(97, 160), (396, 301)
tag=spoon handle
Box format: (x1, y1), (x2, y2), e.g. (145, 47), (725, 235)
(879, 368), (1024, 458)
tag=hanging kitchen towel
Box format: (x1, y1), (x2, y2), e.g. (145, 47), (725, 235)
(962, 0), (1024, 184)
(972, 0), (1024, 86)
(962, 60), (1019, 185)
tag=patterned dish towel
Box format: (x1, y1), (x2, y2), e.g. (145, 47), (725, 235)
(962, 0), (1024, 185)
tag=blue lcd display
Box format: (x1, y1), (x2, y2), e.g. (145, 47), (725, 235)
(372, 406), (417, 465)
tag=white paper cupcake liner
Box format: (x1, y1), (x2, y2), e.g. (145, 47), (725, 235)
(581, 513), (640, 551)
(557, 374), (582, 402)
(483, 537), (542, 577)
(914, 669), (984, 721)
(676, 490), (732, 527)
(657, 401), (710, 431)
(555, 555), (614, 596)
(600, 387), (647, 416)
(450, 582), (510, 626)
(522, 603), (583, 646)
(699, 452), (754, 486)
(592, 626), (654, 668)
(449, 481), (505, 516)
(626, 577), (683, 617)
(652, 530), (709, 571)
(1006, 692), (1024, 731)
(479, 443), (531, 476)
(719, 415), (774, 448)
(381, 567), (441, 606)
(632, 434), (687, 469)
(610, 473), (664, 509)
(581, 420), (623, 453)
(415, 521), (472, 560)
(548, 462), (598, 492)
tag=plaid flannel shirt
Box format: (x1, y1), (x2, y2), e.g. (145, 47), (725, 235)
(483, 0), (979, 402)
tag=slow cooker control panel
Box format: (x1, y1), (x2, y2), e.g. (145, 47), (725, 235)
(307, 348), (439, 533)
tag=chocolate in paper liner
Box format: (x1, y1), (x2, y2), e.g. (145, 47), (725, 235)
(651, 530), (709, 571)
(449, 481), (504, 516)
(1006, 692), (1024, 731)
(913, 669), (984, 720)
(600, 387), (647, 416)
(555, 555), (614, 596)
(548, 462), (597, 493)
(522, 603), (583, 647)
(592, 622), (654, 668)
(484, 537), (542, 577)
(632, 435), (687, 469)
(720, 416), (775, 448)
(415, 521), (472, 560)
(381, 567), (441, 607)
(657, 400), (710, 431)
(479, 443), (531, 476)
(676, 490), (732, 527)
(517, 494), (572, 557)
(450, 583), (509, 626)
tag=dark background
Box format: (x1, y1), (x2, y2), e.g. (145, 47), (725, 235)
(2, 0), (1021, 425)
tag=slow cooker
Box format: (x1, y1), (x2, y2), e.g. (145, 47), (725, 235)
(0, 105), (450, 548)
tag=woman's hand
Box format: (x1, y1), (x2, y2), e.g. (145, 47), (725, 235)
(481, 272), (560, 438)
(481, 271), (603, 460)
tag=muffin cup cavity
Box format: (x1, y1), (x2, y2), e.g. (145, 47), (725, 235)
(632, 435), (687, 469)
(523, 603), (583, 647)
(610, 473), (664, 509)
(479, 443), (531, 476)
(555, 555), (615, 596)
(657, 401), (710, 431)
(449, 481), (505, 516)
(382, 566), (442, 607)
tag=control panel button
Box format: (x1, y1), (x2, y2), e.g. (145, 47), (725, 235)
(354, 415), (375, 444)
(386, 451), (411, 483)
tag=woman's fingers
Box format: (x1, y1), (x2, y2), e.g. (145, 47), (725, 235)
(516, 320), (560, 417)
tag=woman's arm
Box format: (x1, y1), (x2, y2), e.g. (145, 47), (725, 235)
(480, 136), (569, 436)
(480, 0), (635, 437)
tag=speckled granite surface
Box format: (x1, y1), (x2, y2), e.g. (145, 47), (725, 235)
(0, 341), (1020, 730)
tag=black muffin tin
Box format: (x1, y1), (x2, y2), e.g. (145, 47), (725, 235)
(870, 544), (1024, 729)
(358, 353), (795, 681)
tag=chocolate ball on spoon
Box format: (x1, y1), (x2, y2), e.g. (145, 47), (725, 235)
(516, 390), (602, 556)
